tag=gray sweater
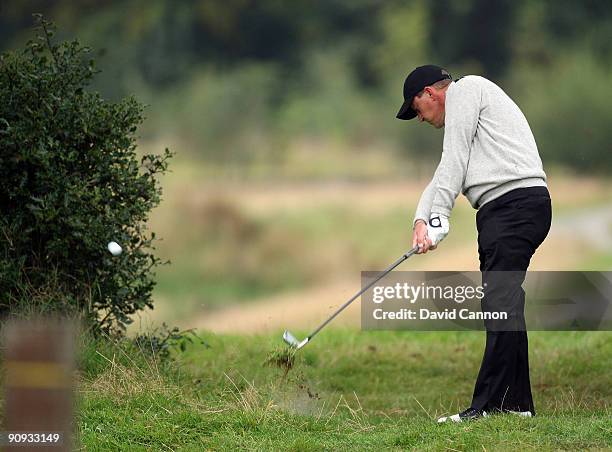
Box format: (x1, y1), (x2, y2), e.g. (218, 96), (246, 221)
(414, 75), (547, 223)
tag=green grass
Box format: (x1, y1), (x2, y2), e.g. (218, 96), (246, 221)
(77, 329), (612, 450)
(582, 251), (612, 270)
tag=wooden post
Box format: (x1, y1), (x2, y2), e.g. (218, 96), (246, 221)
(2, 319), (74, 451)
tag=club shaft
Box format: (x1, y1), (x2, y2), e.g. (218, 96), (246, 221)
(306, 246), (419, 341)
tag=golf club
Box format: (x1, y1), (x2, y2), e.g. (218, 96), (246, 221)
(283, 246), (420, 349)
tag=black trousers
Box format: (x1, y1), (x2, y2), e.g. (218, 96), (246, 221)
(471, 187), (552, 414)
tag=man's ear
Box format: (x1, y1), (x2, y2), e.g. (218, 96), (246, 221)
(423, 86), (434, 97)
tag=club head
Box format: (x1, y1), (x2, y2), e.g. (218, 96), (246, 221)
(282, 330), (309, 349)
(283, 330), (299, 347)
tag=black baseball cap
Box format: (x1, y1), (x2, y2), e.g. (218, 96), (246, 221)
(396, 65), (452, 120)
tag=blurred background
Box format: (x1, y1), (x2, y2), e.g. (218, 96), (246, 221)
(2, 0), (611, 333)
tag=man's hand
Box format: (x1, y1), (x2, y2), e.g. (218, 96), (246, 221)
(412, 215), (450, 254)
(412, 219), (431, 253)
(427, 214), (449, 247)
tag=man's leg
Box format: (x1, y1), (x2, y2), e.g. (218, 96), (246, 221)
(470, 189), (551, 415)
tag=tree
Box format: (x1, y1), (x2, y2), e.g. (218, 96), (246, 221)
(428, 0), (518, 79)
(0, 17), (172, 334)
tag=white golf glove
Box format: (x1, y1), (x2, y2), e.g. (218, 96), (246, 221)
(427, 214), (449, 246)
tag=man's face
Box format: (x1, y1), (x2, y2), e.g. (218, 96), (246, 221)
(411, 88), (445, 128)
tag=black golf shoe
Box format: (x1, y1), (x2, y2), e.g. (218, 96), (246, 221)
(437, 407), (487, 423)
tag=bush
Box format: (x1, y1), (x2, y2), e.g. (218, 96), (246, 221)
(0, 17), (172, 333)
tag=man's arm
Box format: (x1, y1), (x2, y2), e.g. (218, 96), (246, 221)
(413, 177), (437, 227)
(413, 171), (446, 253)
(430, 81), (481, 217)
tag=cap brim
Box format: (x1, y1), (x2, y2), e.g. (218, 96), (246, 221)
(396, 100), (417, 120)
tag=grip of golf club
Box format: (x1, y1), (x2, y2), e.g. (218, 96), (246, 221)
(405, 246), (419, 257)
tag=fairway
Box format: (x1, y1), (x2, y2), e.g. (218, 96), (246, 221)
(78, 329), (611, 450)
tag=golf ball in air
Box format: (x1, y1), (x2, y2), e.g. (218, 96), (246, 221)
(107, 241), (122, 256)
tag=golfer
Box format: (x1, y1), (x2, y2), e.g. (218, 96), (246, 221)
(397, 65), (551, 422)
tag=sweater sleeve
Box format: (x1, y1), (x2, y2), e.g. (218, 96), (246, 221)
(430, 81), (481, 217)
(413, 176), (436, 226)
